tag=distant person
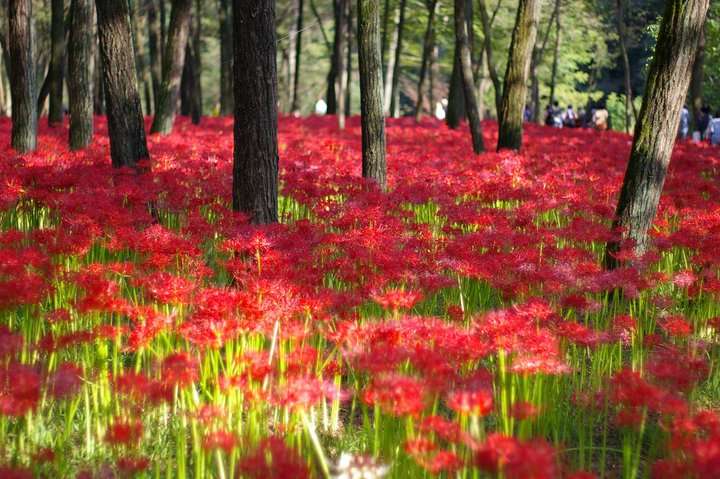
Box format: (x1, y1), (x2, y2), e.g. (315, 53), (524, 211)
(710, 111), (720, 146)
(435, 100), (447, 120)
(524, 105), (533, 122)
(544, 104), (555, 126)
(314, 98), (328, 115)
(563, 105), (577, 128)
(593, 104), (609, 131)
(551, 101), (563, 128)
(679, 105), (689, 139)
(697, 106), (711, 141)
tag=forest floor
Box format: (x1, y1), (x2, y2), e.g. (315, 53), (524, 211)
(0, 116), (719, 478)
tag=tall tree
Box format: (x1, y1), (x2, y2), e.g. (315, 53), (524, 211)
(96, 0), (149, 168)
(218, 0), (233, 116)
(616, 0), (637, 132)
(446, 0), (472, 129)
(605, 0), (709, 269)
(150, 0), (192, 134)
(689, 20), (705, 132)
(497, 0), (540, 151)
(326, 0), (346, 119)
(233, 0), (279, 224)
(454, 0), (483, 153)
(477, 0), (502, 117)
(67, 0), (94, 149)
(388, 0), (406, 117)
(382, 4), (398, 114)
(8, 0), (36, 153)
(548, 0), (561, 104)
(415, 0), (438, 122)
(191, 0), (202, 122)
(146, 0), (162, 115)
(358, 0), (386, 189)
(290, 0), (304, 114)
(529, 1), (558, 123)
(49, 0), (65, 126)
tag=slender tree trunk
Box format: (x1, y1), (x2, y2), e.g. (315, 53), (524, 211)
(382, 5), (398, 114)
(345, 0), (353, 116)
(388, 0), (407, 117)
(96, 0), (149, 168)
(689, 19), (705, 132)
(37, 66), (51, 117)
(93, 45), (105, 115)
(150, 0), (192, 134)
(326, 0), (345, 116)
(477, 0), (502, 118)
(529, 0), (557, 123)
(605, 0), (709, 269)
(147, 0), (161, 115)
(358, 0), (386, 189)
(454, 0), (483, 153)
(159, 0), (167, 48)
(415, 0), (437, 122)
(219, 0), (233, 116)
(233, 0), (279, 224)
(49, 0), (65, 125)
(191, 0), (202, 123)
(497, 0), (540, 151)
(548, 0), (560, 104)
(130, 0), (151, 115)
(0, 55), (6, 117)
(8, 0), (36, 153)
(429, 43), (438, 117)
(616, 0), (637, 131)
(290, 0), (304, 114)
(446, 0), (472, 129)
(68, 0), (93, 149)
(380, 0), (390, 68)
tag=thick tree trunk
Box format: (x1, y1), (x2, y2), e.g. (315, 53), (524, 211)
(290, 0), (304, 114)
(96, 0), (149, 168)
(497, 0), (540, 151)
(191, 0), (202, 123)
(388, 0), (407, 118)
(68, 0), (94, 149)
(689, 21), (705, 132)
(358, 0), (386, 189)
(232, 0), (279, 224)
(150, 0), (192, 135)
(477, 0), (502, 118)
(616, 0), (637, 132)
(146, 0), (161, 116)
(454, 0), (483, 153)
(382, 5), (398, 115)
(548, 0), (561, 104)
(49, 0), (65, 125)
(415, 0), (437, 122)
(219, 0), (233, 116)
(8, 0), (36, 153)
(446, 0), (472, 129)
(605, 0), (709, 269)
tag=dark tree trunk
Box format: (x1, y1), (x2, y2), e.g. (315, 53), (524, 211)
(150, 0), (192, 135)
(446, 0), (472, 129)
(68, 0), (93, 149)
(497, 0), (540, 151)
(93, 48), (105, 115)
(344, 0), (353, 117)
(454, 0), (483, 153)
(388, 0), (406, 118)
(8, 0), (36, 153)
(415, 0), (437, 122)
(326, 0), (346, 117)
(382, 4), (398, 114)
(191, 0), (202, 123)
(96, 0), (149, 168)
(529, 0), (557, 123)
(290, 0), (304, 114)
(159, 0), (167, 48)
(605, 0), (709, 269)
(49, 0), (65, 126)
(146, 0), (161, 116)
(219, 0), (233, 116)
(689, 19), (705, 132)
(37, 66), (51, 117)
(548, 0), (560, 105)
(616, 0), (637, 132)
(180, 38), (200, 123)
(232, 0), (279, 224)
(380, 0), (390, 68)
(358, 0), (386, 189)
(477, 0), (502, 117)
(129, 0), (151, 115)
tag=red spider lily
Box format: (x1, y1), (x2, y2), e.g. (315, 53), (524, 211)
(0, 466), (33, 479)
(116, 456), (151, 474)
(446, 388), (494, 416)
(371, 288), (424, 311)
(46, 362), (83, 400)
(272, 376), (348, 411)
(105, 418), (144, 446)
(236, 436), (309, 479)
(659, 315), (693, 338)
(475, 434), (558, 479)
(363, 373), (429, 417)
(0, 325), (23, 358)
(0, 363), (41, 417)
(202, 430), (238, 454)
(161, 353), (199, 388)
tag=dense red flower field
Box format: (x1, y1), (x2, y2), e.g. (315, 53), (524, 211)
(1, 116), (719, 478)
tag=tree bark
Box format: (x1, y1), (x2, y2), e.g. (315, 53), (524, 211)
(497, 0), (540, 151)
(454, 0), (483, 153)
(93, 46), (105, 115)
(146, 0), (161, 116)
(415, 0), (437, 122)
(616, 0), (637, 132)
(290, 0), (304, 114)
(446, 0), (472, 129)
(344, 0), (353, 117)
(326, 0), (346, 118)
(380, 0), (390, 68)
(150, 0), (192, 134)
(68, 0), (93, 149)
(358, 0), (387, 189)
(232, 0), (279, 224)
(477, 0), (502, 118)
(8, 0), (36, 153)
(49, 0), (65, 125)
(388, 0), (407, 118)
(382, 5), (398, 114)
(219, 0), (233, 116)
(548, 0), (561, 104)
(96, 0), (149, 168)
(689, 19), (705, 132)
(605, 0), (709, 269)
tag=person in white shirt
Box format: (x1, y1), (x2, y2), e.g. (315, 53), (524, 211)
(709, 111), (720, 146)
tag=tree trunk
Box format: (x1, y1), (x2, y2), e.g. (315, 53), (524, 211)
(497, 0), (540, 151)
(37, 66), (51, 118)
(8, 0), (37, 153)
(446, 0), (472, 129)
(380, 0), (390, 68)
(326, 0), (346, 117)
(93, 45), (105, 115)
(382, 5), (398, 115)
(454, 0), (483, 153)
(232, 0), (279, 224)
(96, 0), (149, 168)
(388, 0), (407, 118)
(130, 0), (151, 116)
(146, 0), (161, 116)
(191, 0), (202, 123)
(290, 0), (304, 114)
(689, 19), (705, 132)
(345, 0), (353, 117)
(429, 43), (438, 117)
(605, 0), (709, 269)
(616, 0), (637, 133)
(49, 0), (65, 125)
(548, 0), (561, 105)
(529, 0), (557, 123)
(415, 0), (437, 122)
(219, 0), (233, 116)
(358, 0), (386, 189)
(477, 0), (502, 118)
(68, 0), (93, 149)
(159, 0), (167, 49)
(150, 0), (192, 135)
